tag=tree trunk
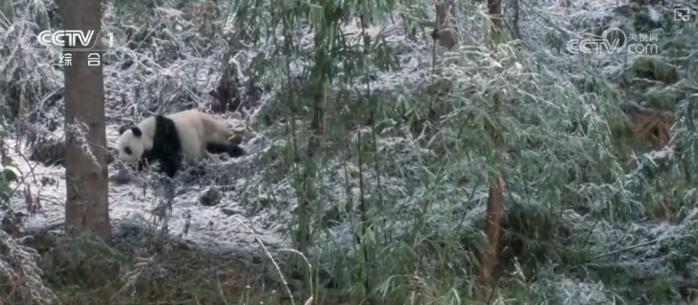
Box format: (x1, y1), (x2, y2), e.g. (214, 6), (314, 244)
(477, 172), (505, 296)
(59, 0), (111, 243)
(487, 0), (503, 31)
(477, 93), (506, 298)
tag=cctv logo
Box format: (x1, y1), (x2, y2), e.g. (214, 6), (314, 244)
(566, 27), (627, 55)
(37, 30), (97, 50)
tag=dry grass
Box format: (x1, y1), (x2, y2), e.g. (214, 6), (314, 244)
(8, 231), (289, 305)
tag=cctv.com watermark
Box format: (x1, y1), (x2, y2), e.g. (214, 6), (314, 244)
(566, 27), (660, 55)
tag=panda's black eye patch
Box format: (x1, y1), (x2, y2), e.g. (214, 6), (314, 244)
(124, 147), (132, 155)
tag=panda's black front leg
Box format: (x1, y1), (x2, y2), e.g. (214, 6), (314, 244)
(160, 155), (181, 178)
(138, 150), (154, 172)
(137, 159), (147, 171)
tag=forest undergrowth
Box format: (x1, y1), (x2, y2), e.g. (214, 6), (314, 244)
(1, 0), (697, 304)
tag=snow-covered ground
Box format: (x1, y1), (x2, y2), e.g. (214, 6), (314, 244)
(5, 131), (290, 253)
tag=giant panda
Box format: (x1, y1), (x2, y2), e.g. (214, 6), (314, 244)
(116, 109), (244, 177)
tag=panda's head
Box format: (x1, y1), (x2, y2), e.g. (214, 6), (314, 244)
(117, 126), (145, 163)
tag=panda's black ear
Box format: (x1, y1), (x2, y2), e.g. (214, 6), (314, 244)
(118, 125), (130, 135)
(131, 127), (142, 137)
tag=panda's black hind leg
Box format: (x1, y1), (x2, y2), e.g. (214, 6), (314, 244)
(227, 144), (245, 157)
(206, 142), (245, 158)
(206, 142), (227, 154)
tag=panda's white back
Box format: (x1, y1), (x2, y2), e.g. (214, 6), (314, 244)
(167, 110), (207, 160)
(164, 109), (234, 161)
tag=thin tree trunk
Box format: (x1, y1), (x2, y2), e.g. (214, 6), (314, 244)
(488, 0), (503, 31)
(477, 172), (505, 294)
(59, 0), (111, 243)
(512, 0), (521, 39)
(477, 93), (506, 298)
